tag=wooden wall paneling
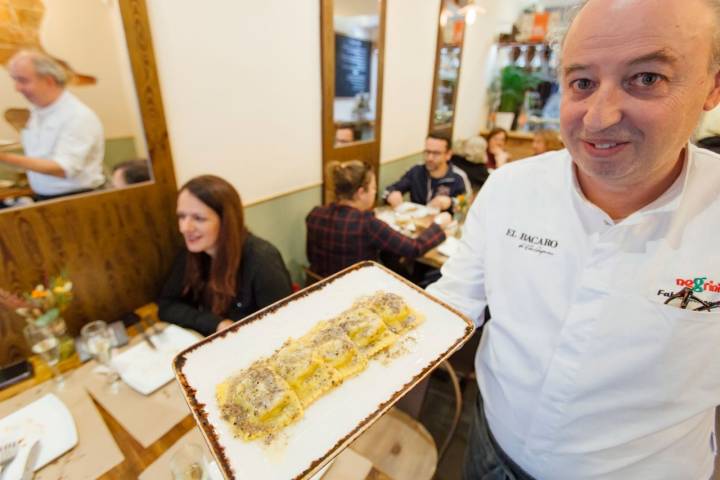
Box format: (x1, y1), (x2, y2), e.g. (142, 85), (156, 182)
(428, 1), (445, 136)
(374, 0), (386, 175)
(320, 0), (335, 203)
(0, 0), (180, 365)
(428, 0), (467, 140)
(320, 0), (386, 204)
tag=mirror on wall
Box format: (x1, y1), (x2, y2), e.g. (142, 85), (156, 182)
(321, 0), (386, 203)
(0, 0), (151, 210)
(429, 0), (466, 136)
(332, 1), (380, 147)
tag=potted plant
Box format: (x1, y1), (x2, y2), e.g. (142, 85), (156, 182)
(495, 65), (541, 130)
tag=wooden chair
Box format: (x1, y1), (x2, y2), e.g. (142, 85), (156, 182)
(303, 266), (325, 286)
(447, 328), (481, 384)
(394, 362), (463, 469)
(447, 307), (488, 384)
(4, 108), (30, 133)
(349, 408), (438, 480)
(436, 361), (463, 463)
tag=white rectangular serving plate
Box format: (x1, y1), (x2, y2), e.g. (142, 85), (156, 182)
(0, 393), (77, 472)
(173, 261), (473, 480)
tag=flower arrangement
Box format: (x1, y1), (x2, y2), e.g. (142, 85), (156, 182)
(450, 194), (471, 228)
(0, 273), (73, 327)
(455, 194), (469, 216)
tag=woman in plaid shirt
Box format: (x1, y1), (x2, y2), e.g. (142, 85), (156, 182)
(306, 160), (451, 278)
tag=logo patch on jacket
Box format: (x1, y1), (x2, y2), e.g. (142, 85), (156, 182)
(656, 276), (720, 310)
(505, 228), (559, 256)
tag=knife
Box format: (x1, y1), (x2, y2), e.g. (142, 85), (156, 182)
(135, 321), (157, 350)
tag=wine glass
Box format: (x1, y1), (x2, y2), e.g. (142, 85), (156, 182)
(23, 323), (64, 387)
(170, 443), (207, 480)
(81, 320), (120, 391)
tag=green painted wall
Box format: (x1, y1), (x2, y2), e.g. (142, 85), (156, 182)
(243, 151), (422, 286)
(0, 145), (23, 181)
(244, 186), (321, 285)
(104, 137), (140, 170)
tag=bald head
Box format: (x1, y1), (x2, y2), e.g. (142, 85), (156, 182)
(560, 0), (720, 70)
(558, 0), (720, 214)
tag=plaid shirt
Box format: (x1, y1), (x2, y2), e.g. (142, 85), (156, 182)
(306, 204), (446, 277)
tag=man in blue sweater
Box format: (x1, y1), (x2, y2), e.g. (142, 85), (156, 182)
(384, 133), (471, 213)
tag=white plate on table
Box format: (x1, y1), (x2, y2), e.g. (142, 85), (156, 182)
(0, 393), (77, 474)
(436, 236), (461, 258)
(374, 209), (401, 231)
(112, 324), (199, 395)
(173, 261), (473, 480)
(394, 202), (439, 218)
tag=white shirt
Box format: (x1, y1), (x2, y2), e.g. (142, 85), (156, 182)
(428, 145), (720, 479)
(22, 91), (105, 195)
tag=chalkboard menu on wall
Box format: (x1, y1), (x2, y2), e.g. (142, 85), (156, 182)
(335, 33), (372, 98)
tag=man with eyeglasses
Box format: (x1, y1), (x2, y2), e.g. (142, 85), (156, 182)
(427, 0), (720, 478)
(383, 133), (471, 213)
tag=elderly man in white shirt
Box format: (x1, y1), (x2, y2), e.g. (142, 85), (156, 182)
(427, 0), (720, 478)
(0, 50), (104, 199)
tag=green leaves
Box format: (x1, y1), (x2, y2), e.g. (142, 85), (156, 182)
(34, 308), (59, 327)
(499, 66), (542, 113)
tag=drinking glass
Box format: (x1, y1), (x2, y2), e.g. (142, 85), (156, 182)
(170, 443), (207, 480)
(81, 320), (120, 390)
(23, 323), (64, 387)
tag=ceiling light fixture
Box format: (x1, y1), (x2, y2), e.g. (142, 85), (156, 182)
(440, 8), (450, 27)
(459, 0), (486, 25)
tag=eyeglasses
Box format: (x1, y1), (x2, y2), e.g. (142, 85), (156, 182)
(664, 287), (720, 312)
(424, 149), (446, 157)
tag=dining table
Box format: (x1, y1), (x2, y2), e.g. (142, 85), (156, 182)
(0, 318), (438, 479)
(0, 323), (201, 479)
(374, 203), (463, 269)
(0, 143), (31, 203)
(414, 248), (449, 270)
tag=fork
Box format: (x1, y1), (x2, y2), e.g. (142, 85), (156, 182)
(0, 437), (20, 466)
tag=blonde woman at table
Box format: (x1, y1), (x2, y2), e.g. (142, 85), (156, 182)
(531, 129), (564, 156)
(158, 175), (293, 336)
(306, 160), (452, 278)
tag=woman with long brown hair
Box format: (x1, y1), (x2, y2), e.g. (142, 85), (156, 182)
(484, 127), (511, 170)
(158, 175), (292, 335)
(306, 160), (450, 278)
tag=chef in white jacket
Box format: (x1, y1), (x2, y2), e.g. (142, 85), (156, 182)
(428, 0), (720, 478)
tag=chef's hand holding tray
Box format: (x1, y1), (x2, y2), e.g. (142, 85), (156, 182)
(173, 261), (473, 480)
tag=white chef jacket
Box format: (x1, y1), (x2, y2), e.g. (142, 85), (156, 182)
(21, 91), (105, 196)
(427, 144), (720, 479)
